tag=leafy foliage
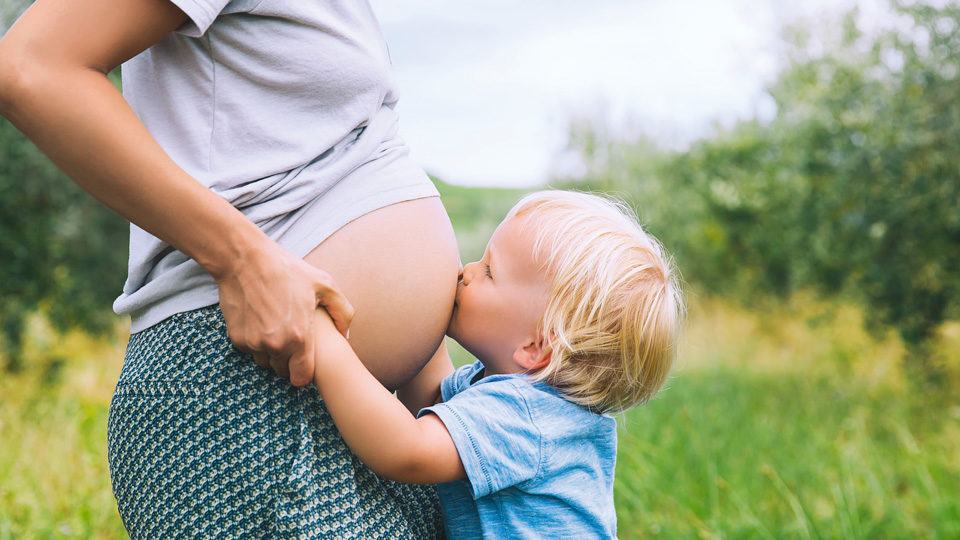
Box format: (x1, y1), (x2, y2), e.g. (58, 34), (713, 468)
(0, 114), (128, 371)
(1, 0), (129, 370)
(566, 2), (960, 356)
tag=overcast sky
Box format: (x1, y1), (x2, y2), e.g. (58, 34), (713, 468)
(369, 0), (889, 187)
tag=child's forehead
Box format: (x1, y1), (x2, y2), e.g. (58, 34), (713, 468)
(489, 215), (534, 249)
(487, 216), (546, 270)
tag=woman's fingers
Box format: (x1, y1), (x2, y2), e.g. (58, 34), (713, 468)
(287, 323), (316, 387)
(269, 354), (291, 379)
(215, 240), (355, 383)
(253, 351), (270, 369)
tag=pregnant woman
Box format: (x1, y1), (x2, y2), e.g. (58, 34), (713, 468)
(0, 0), (458, 537)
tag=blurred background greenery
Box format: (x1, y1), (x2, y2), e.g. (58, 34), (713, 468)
(2, 0), (959, 538)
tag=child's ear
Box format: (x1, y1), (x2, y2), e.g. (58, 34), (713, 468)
(513, 336), (551, 372)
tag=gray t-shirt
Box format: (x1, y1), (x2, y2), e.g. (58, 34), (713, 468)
(113, 0), (438, 332)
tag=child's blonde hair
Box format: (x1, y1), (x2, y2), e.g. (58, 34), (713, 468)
(507, 190), (683, 414)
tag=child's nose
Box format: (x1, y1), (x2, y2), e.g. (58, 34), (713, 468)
(461, 262), (477, 284)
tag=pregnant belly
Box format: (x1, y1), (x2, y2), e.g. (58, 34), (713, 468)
(302, 196), (460, 390)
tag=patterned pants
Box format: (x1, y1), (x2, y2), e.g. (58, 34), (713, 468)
(107, 305), (442, 538)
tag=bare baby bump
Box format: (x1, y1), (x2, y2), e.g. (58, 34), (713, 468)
(303, 196), (460, 390)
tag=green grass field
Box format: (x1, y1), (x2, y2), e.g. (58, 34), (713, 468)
(2, 182), (958, 538)
(3, 298), (957, 539)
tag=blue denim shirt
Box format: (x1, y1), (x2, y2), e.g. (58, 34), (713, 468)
(419, 361), (617, 539)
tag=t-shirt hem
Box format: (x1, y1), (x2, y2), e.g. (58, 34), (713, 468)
(287, 182), (439, 258)
(126, 284), (221, 334)
(125, 182), (440, 334)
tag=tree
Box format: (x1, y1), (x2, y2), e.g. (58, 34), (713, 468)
(0, 114), (130, 370)
(565, 1), (960, 369)
(1, 2), (129, 369)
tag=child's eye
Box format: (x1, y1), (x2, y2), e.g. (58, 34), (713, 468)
(484, 263), (493, 279)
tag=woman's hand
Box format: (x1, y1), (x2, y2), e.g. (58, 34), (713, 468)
(215, 238), (354, 387)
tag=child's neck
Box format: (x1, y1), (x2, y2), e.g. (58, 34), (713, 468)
(477, 356), (526, 378)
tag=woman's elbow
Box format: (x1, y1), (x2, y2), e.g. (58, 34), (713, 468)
(0, 41), (47, 118)
(0, 46), (28, 115)
(0, 32), (82, 118)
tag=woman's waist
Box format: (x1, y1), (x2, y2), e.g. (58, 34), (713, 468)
(117, 304), (259, 388)
(114, 135), (436, 332)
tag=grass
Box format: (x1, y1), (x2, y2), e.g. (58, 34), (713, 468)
(614, 368), (959, 539)
(0, 325), (126, 539)
(2, 299), (959, 538)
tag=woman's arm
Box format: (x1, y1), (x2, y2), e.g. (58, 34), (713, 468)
(395, 341), (454, 415)
(311, 310), (466, 485)
(0, 0), (352, 386)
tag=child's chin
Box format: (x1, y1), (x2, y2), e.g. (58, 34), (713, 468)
(445, 321), (477, 357)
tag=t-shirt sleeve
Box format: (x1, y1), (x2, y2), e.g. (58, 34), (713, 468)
(167, 0), (234, 37)
(420, 380), (541, 499)
(439, 361), (484, 402)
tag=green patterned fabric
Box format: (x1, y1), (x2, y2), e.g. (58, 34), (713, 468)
(107, 305), (443, 538)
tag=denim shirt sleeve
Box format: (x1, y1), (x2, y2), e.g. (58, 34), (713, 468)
(421, 379), (542, 499)
(439, 362), (485, 402)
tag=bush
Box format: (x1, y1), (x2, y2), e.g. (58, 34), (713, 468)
(564, 3), (960, 366)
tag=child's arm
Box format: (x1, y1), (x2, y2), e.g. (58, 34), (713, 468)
(396, 341), (454, 415)
(311, 310), (466, 484)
